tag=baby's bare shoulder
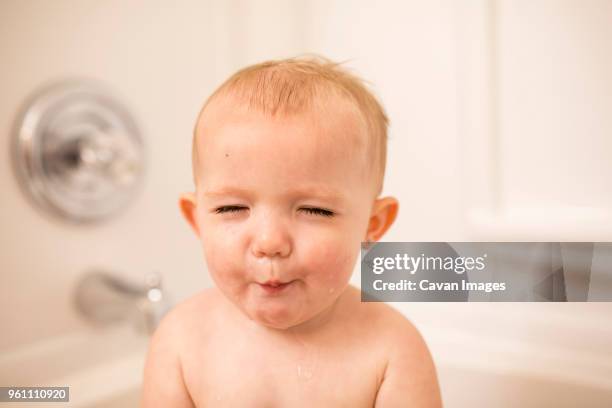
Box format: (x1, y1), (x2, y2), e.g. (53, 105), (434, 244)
(339, 286), (441, 406)
(153, 287), (222, 346)
(168, 287), (220, 321)
(368, 302), (422, 343)
(349, 291), (431, 363)
(142, 288), (220, 407)
(359, 304), (441, 406)
(176, 287), (221, 321)
(343, 285), (421, 338)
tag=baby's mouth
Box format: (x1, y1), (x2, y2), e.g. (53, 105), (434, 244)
(257, 280), (295, 294)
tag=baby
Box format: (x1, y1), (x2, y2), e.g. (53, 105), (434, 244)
(141, 56), (441, 407)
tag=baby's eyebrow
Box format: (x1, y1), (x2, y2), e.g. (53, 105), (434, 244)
(289, 185), (345, 203)
(203, 187), (246, 198)
(203, 185), (345, 203)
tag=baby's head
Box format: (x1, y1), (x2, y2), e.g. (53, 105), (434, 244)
(180, 56), (398, 331)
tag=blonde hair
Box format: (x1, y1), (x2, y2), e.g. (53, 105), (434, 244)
(192, 55), (389, 196)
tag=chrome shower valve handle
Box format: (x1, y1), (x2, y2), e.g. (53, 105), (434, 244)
(12, 79), (146, 223)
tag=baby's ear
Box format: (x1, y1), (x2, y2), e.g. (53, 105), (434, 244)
(179, 192), (200, 237)
(366, 197), (399, 242)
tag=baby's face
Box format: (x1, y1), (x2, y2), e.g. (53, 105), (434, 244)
(189, 100), (376, 330)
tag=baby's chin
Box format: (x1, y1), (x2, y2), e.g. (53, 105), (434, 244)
(242, 293), (343, 332)
(243, 299), (311, 330)
(219, 281), (347, 331)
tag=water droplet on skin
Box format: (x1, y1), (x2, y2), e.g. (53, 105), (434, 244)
(297, 364), (313, 380)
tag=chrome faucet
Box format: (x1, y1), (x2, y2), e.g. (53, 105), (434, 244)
(74, 270), (171, 335)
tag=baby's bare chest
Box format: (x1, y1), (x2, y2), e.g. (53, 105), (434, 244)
(181, 332), (384, 408)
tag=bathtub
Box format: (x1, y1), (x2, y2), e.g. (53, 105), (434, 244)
(91, 363), (612, 408)
(417, 304), (612, 407)
(1, 312), (611, 407)
(438, 363), (612, 407)
(0, 324), (147, 408)
(74, 364), (612, 408)
(86, 385), (140, 408)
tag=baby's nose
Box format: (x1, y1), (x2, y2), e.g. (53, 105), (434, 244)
(251, 221), (291, 259)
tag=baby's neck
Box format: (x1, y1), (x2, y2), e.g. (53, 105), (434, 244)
(226, 285), (352, 340)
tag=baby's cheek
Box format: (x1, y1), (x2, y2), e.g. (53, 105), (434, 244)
(201, 227), (244, 283)
(304, 237), (357, 287)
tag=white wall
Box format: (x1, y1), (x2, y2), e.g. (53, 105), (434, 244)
(0, 0), (223, 351)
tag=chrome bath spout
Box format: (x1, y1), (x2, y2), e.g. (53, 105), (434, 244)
(74, 270), (171, 335)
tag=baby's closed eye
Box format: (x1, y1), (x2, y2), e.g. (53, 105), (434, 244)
(214, 206), (334, 217)
(214, 205), (247, 214)
(300, 207), (334, 217)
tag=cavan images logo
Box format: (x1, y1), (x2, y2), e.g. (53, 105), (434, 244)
(361, 242), (612, 302)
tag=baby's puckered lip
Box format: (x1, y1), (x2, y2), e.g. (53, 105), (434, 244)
(259, 279), (294, 287)
(256, 279), (296, 295)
